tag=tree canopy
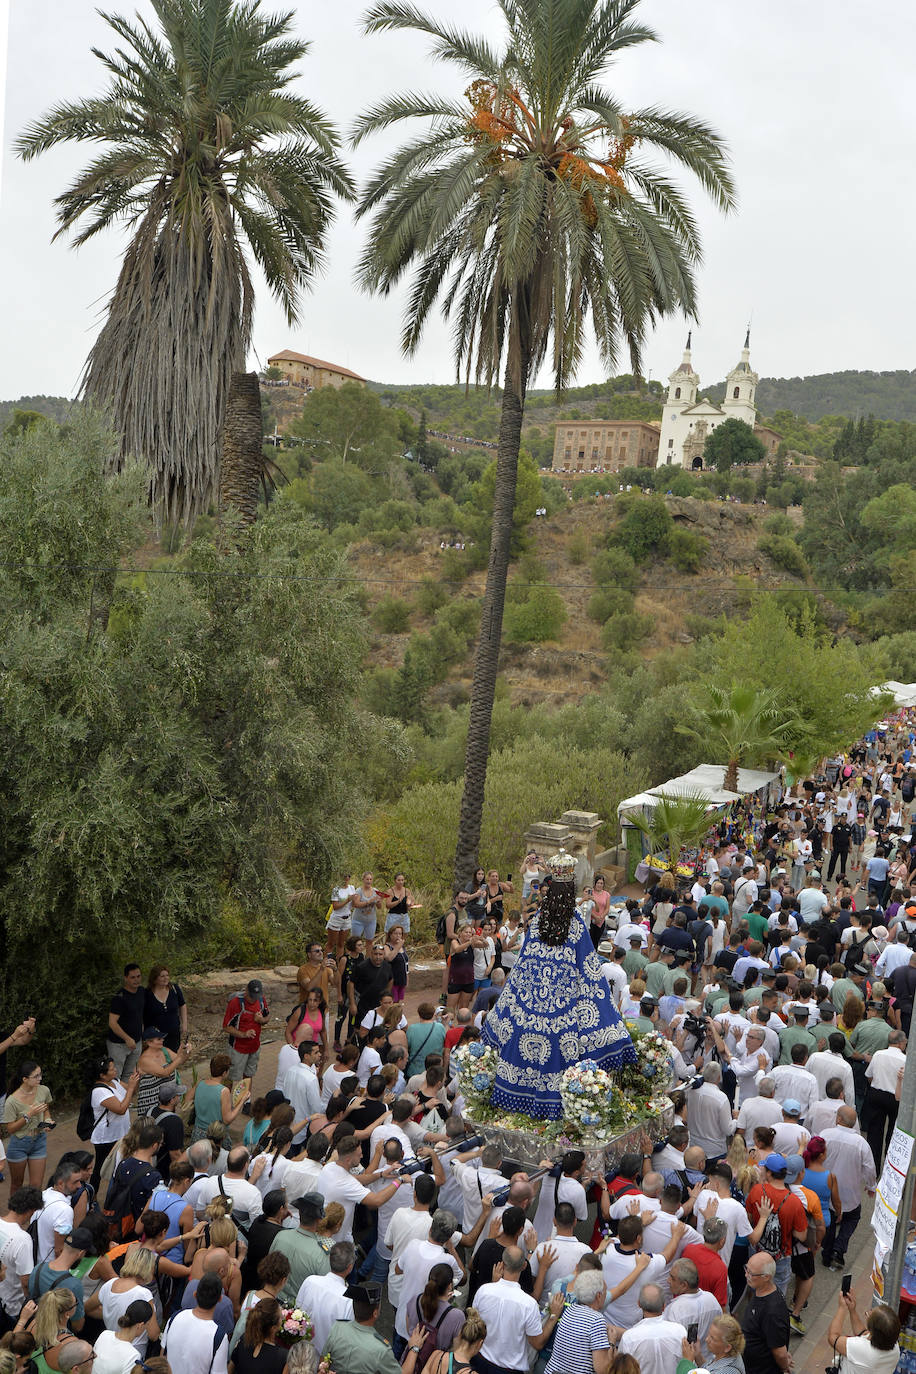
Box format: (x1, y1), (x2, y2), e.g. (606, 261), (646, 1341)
(704, 417), (766, 471)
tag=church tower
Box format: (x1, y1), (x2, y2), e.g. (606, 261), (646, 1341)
(722, 328), (758, 428)
(659, 333), (699, 465)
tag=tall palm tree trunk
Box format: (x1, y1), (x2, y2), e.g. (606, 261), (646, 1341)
(219, 371), (264, 527)
(453, 348), (529, 890)
(724, 758), (740, 794)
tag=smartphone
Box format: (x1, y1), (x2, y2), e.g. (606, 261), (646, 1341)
(506, 873), (512, 882)
(687, 1323), (699, 1344)
(841, 1274), (852, 1296)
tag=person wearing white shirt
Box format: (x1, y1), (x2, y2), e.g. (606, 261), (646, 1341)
(36, 1166), (81, 1264)
(685, 1064), (736, 1160)
(0, 1191), (39, 1320)
(274, 1042), (299, 1093)
(821, 1107), (877, 1267)
(770, 1106), (810, 1156)
(771, 1054), (820, 1120)
(356, 1031), (385, 1088)
(384, 1174), (438, 1308)
(282, 1043), (323, 1143)
(393, 1212), (464, 1342)
(731, 872), (758, 920)
(597, 945), (629, 1008)
(665, 1258), (722, 1356)
(875, 940), (912, 979)
(695, 1170), (752, 1266)
(616, 921), (648, 949)
(708, 1022), (769, 1107)
(529, 1212), (591, 1292)
(531, 1153), (588, 1244)
(736, 1079), (784, 1136)
(601, 1214), (686, 1328)
(798, 880), (830, 926)
(864, 1032), (908, 1166)
(161, 1274), (229, 1374)
(691, 880), (708, 907)
(316, 1136), (400, 1244)
(319, 1048), (361, 1108)
(807, 1038), (855, 1104)
(713, 1006), (753, 1054)
(617, 1282), (688, 1374)
(296, 1243), (354, 1356)
(280, 1143), (325, 1226)
(194, 1147), (264, 1226)
(806, 1090), (845, 1137)
(474, 1247), (561, 1374)
(767, 911), (798, 933)
(732, 952), (769, 985)
(451, 1150), (507, 1232)
(360, 1004), (407, 1037)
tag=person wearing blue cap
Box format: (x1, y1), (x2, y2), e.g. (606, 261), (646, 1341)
(745, 1153), (808, 1297)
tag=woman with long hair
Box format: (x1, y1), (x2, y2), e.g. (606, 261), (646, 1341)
(2, 1061), (54, 1190)
(402, 1305), (487, 1374)
(839, 992), (864, 1037)
(402, 1263), (464, 1363)
(29, 1289), (79, 1373)
(229, 1254), (290, 1355)
(189, 1207), (242, 1310)
(144, 966), (187, 1052)
(228, 1297), (287, 1374)
(250, 1126), (293, 1199)
(91, 1245), (160, 1357)
(191, 1054), (245, 1146)
(86, 1056), (140, 1193)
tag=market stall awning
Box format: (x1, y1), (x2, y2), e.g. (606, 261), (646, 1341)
(617, 764), (780, 822)
(872, 681), (916, 708)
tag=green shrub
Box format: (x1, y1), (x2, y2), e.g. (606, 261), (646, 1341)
(440, 549), (471, 583)
(758, 533), (809, 578)
(668, 526), (709, 573)
(372, 595), (412, 632)
(587, 587), (634, 623)
(504, 584), (567, 643)
(435, 599), (481, 640)
(763, 512), (794, 536)
(414, 576), (449, 617)
(611, 494), (673, 563)
(601, 609), (652, 651)
(567, 529), (590, 565)
(592, 547), (640, 592)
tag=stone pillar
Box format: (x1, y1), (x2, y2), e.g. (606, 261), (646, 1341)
(522, 822), (573, 860)
(558, 811), (603, 866)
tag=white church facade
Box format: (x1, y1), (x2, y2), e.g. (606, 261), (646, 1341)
(658, 331), (770, 468)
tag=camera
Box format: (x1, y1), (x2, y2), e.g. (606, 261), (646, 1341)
(398, 1158), (432, 1177)
(683, 1013), (706, 1046)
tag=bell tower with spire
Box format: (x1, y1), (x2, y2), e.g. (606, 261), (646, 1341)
(659, 332), (699, 464)
(722, 328), (758, 428)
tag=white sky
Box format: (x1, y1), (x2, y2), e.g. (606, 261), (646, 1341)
(1, 0), (914, 400)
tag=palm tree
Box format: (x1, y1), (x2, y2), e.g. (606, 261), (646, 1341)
(626, 792), (714, 874)
(352, 0), (735, 890)
(678, 683), (806, 794)
(16, 0), (353, 526)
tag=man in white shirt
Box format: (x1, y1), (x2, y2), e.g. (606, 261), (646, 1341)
(806, 1081), (846, 1137)
(653, 1124), (690, 1173)
(731, 868), (758, 920)
(771, 1047), (820, 1121)
(384, 1173), (438, 1308)
(665, 1258), (721, 1356)
(279, 1136), (327, 1225)
(367, 1098), (417, 1163)
(685, 1063), (736, 1160)
(0, 1187), (41, 1320)
(451, 1146), (507, 1232)
(317, 1136), (400, 1244)
(274, 1039), (300, 1092)
(798, 876), (830, 926)
(708, 1022), (770, 1106)
(529, 1201), (591, 1291)
(616, 919), (648, 948)
(821, 1106), (877, 1269)
(694, 1164), (751, 1266)
(875, 936), (913, 980)
(283, 1041), (323, 1142)
(37, 1162), (82, 1264)
(807, 1034), (855, 1104)
(531, 1151), (589, 1244)
(732, 944), (769, 986)
(736, 1077), (783, 1136)
(864, 1031), (907, 1167)
(161, 1273), (229, 1374)
(393, 1210), (464, 1345)
(296, 1241), (354, 1355)
(601, 1215), (686, 1328)
(598, 941), (629, 1007)
(195, 1147), (263, 1227)
(616, 1281), (687, 1374)
(474, 1246), (561, 1374)
(770, 1101), (810, 1156)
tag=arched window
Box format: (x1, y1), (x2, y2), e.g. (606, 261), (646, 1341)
(733, 386), (740, 399)
(675, 387), (681, 399)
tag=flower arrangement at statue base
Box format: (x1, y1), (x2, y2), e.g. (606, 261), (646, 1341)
(277, 1307), (313, 1348)
(453, 1026), (673, 1158)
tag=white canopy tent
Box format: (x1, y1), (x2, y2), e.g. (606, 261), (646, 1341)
(617, 764), (781, 829)
(873, 682), (916, 709)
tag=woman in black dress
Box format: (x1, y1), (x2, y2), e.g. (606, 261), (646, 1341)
(228, 1298), (288, 1374)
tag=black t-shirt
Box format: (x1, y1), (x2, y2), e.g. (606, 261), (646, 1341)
(833, 821), (852, 850)
(107, 1156), (162, 1216)
(353, 960), (392, 1017)
(241, 1216), (283, 1291)
(151, 1107), (186, 1176)
(741, 1287), (790, 1374)
(714, 949), (739, 973)
(889, 965), (916, 1013)
(231, 1343), (288, 1374)
(468, 1238), (533, 1302)
(348, 1099), (388, 1165)
(109, 986), (145, 1041)
(144, 985), (186, 1051)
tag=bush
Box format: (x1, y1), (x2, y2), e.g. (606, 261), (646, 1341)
(414, 576), (449, 617)
(435, 599), (481, 640)
(601, 609), (653, 651)
(668, 526), (709, 573)
(372, 595), (412, 632)
(592, 547), (640, 592)
(567, 529), (590, 565)
(504, 584), (567, 642)
(611, 494), (673, 563)
(587, 588), (634, 624)
(763, 512), (794, 536)
(758, 533), (809, 578)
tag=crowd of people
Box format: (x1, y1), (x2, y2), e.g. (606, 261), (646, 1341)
(0, 720), (914, 1374)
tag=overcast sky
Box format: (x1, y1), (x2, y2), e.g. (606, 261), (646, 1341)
(2, 0), (914, 401)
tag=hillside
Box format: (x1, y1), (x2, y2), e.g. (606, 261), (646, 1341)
(709, 369), (916, 422)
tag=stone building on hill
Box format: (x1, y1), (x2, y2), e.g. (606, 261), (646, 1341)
(267, 349), (366, 390)
(551, 419), (660, 473)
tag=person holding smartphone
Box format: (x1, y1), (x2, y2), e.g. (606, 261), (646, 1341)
(2, 1060), (54, 1190)
(826, 1290), (900, 1374)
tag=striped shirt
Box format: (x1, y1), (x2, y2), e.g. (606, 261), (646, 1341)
(544, 1303), (610, 1374)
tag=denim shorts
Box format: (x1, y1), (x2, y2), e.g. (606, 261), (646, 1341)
(5, 1132), (47, 1162)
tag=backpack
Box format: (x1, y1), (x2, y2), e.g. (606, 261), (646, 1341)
(404, 1296), (453, 1369)
(843, 932), (868, 971)
(757, 1190), (788, 1256)
(104, 1161), (157, 1241)
(435, 912), (449, 945)
(76, 1081), (111, 1141)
